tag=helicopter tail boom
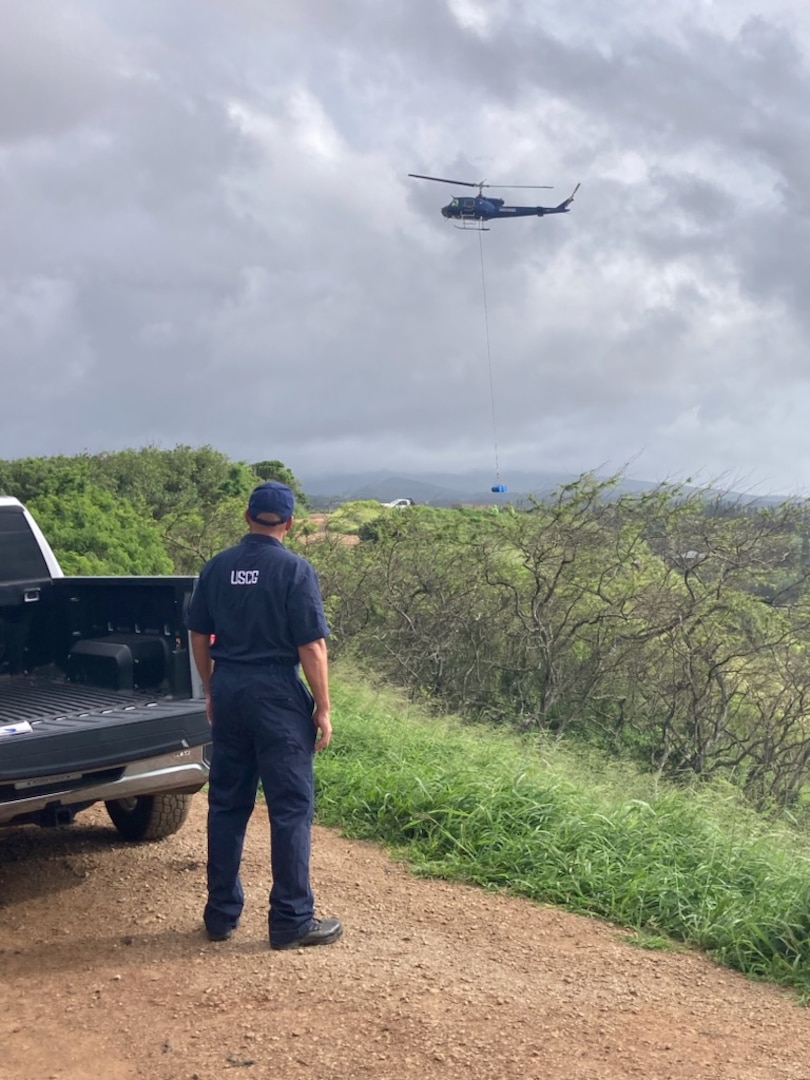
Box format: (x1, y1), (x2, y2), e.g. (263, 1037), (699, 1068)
(545, 183), (580, 214)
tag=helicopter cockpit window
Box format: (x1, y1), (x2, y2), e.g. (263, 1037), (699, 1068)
(462, 199), (475, 210)
(451, 198), (460, 207)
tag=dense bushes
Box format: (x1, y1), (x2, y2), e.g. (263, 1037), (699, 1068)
(305, 478), (810, 809)
(0, 446), (289, 573)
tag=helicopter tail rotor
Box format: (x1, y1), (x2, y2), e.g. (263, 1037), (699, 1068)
(556, 182), (580, 211)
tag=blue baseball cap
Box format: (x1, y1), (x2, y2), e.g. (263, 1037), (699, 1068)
(247, 481), (295, 525)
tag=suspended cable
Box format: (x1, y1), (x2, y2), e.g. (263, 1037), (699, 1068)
(478, 229), (502, 487)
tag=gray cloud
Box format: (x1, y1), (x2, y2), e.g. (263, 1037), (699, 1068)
(2, 0), (810, 492)
(0, 3), (121, 144)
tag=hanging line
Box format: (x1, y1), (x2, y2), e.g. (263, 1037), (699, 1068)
(478, 228), (500, 481)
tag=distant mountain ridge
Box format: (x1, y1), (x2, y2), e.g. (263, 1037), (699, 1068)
(300, 469), (667, 508)
(300, 469), (795, 509)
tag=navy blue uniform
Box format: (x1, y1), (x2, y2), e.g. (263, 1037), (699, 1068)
(185, 533), (330, 945)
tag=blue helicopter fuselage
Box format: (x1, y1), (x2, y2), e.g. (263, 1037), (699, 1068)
(441, 190), (575, 223)
(442, 195), (548, 221)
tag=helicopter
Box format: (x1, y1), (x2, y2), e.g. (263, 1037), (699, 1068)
(408, 173), (580, 230)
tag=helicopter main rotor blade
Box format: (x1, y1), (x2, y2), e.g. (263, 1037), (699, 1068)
(408, 173), (482, 188)
(488, 184), (554, 190)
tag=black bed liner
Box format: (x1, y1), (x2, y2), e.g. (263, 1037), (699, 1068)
(1, 677), (145, 724)
(0, 676), (209, 783)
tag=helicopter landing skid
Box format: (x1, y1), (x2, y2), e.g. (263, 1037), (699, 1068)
(453, 221), (490, 231)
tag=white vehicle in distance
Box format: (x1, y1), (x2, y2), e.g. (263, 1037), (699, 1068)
(381, 498), (415, 509)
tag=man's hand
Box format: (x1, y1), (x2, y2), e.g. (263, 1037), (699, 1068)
(313, 706), (332, 751)
(190, 631), (214, 724)
(298, 638), (331, 751)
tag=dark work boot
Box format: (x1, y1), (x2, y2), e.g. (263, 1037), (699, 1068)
(270, 917), (343, 950)
(205, 920), (238, 942)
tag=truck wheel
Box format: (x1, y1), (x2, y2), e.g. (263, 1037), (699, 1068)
(105, 793), (193, 842)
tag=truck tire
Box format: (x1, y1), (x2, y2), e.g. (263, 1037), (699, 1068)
(105, 793), (193, 842)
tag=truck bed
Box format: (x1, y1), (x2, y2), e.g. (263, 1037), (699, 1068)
(0, 503), (211, 836)
(1, 676), (147, 725)
(0, 675), (210, 784)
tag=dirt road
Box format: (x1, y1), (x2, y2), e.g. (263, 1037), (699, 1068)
(2, 798), (809, 1080)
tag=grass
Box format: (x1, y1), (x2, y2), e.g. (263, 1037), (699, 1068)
(315, 669), (810, 996)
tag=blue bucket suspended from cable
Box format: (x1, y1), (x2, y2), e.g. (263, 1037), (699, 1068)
(491, 484), (507, 494)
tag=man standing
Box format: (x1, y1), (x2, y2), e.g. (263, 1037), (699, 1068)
(186, 481), (342, 950)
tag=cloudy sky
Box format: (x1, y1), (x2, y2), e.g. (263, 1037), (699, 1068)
(3, 0), (810, 493)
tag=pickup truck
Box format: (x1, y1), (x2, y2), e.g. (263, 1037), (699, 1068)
(0, 496), (211, 841)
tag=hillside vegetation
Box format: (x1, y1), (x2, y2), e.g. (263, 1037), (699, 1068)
(5, 448), (810, 811)
(320, 672), (810, 996)
(7, 446), (810, 992)
(307, 477), (810, 813)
